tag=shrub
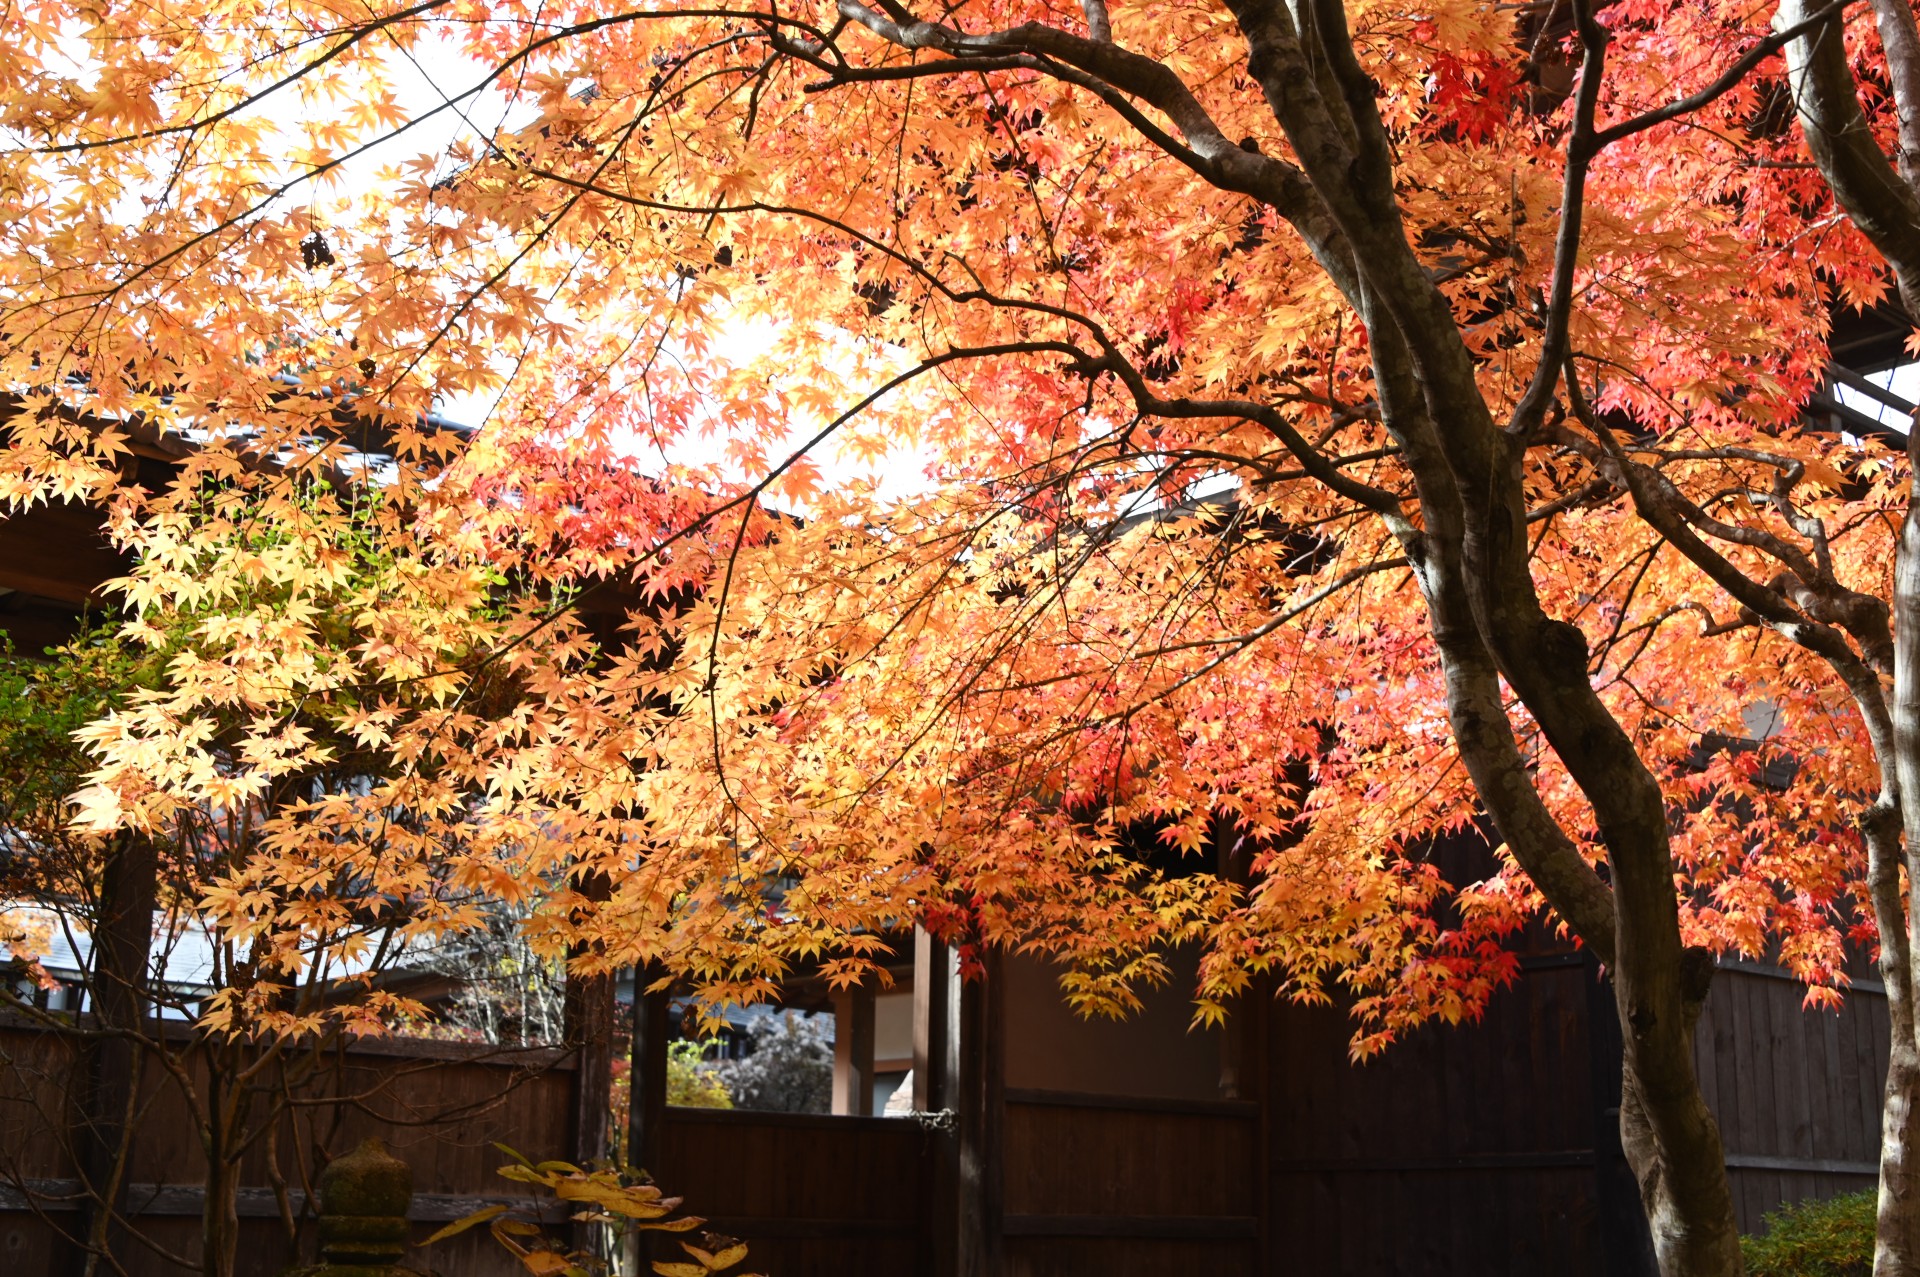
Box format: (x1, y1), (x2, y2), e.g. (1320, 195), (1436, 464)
(667, 1040), (733, 1109)
(1742, 1190), (1874, 1277)
(714, 1011), (834, 1114)
(608, 1043), (732, 1167)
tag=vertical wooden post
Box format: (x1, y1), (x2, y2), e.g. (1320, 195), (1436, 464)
(955, 949), (1003, 1277)
(912, 927), (955, 1113)
(913, 929), (960, 1277)
(1214, 811), (1248, 1102)
(626, 966), (671, 1172)
(1218, 1000), (1245, 1100)
(564, 976), (615, 1163)
(1249, 971), (1273, 1277)
(623, 966), (671, 1277)
(832, 982), (877, 1116)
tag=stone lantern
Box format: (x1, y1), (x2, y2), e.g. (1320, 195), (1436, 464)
(286, 1138), (429, 1277)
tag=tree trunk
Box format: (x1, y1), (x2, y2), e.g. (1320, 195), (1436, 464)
(1878, 1016), (1920, 1274)
(1614, 949), (1742, 1275)
(1398, 399), (1743, 1275)
(202, 1151), (242, 1277)
(1881, 421), (1920, 1275)
(1467, 444), (1744, 1275)
(198, 1038), (249, 1277)
(77, 832), (157, 1277)
(1768, 7), (1920, 1248)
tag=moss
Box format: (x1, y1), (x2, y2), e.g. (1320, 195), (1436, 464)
(1741, 1190), (1874, 1277)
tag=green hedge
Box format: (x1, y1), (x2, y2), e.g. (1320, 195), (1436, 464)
(1742, 1190), (1874, 1277)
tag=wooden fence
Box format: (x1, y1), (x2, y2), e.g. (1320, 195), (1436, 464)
(660, 1108), (929, 1276)
(0, 1020), (574, 1277)
(1263, 952), (1889, 1276)
(1266, 953), (1623, 1275)
(0, 1020), (947, 1277)
(665, 1086), (1274, 1277)
(1703, 960), (1888, 1228)
(0, 951), (1896, 1277)
(1001, 1090), (1261, 1277)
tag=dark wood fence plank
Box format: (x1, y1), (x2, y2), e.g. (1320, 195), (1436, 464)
(0, 1025), (576, 1277)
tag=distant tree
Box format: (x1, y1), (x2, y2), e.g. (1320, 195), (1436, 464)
(714, 1012), (834, 1115)
(428, 901), (568, 1047)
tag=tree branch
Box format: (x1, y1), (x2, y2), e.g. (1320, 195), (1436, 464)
(1779, 0), (1920, 315)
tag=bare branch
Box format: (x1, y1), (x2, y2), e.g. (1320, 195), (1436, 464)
(1508, 0), (1607, 441)
(1592, 0), (1858, 149)
(1780, 0), (1920, 314)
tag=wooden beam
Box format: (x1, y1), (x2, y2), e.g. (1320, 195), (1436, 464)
(913, 928), (961, 1277)
(955, 950), (1003, 1277)
(0, 1182), (570, 1223)
(1002, 1214), (1260, 1239)
(564, 972), (616, 1162)
(911, 927), (954, 1114)
(624, 966), (672, 1275)
(626, 968), (670, 1171)
(1002, 1088), (1256, 1117)
(832, 982), (877, 1117)
(690, 1215), (917, 1240)
(563, 872), (615, 1262)
(1251, 969), (1273, 1277)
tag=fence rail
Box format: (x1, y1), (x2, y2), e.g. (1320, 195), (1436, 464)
(0, 1021), (574, 1277)
(0, 949), (1896, 1277)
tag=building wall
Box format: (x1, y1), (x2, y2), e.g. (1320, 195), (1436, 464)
(1002, 949), (1225, 1102)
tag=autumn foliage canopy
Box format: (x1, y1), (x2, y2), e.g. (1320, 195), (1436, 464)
(0, 0), (1908, 1058)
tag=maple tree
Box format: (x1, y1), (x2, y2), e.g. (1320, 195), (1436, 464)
(8, 0), (1920, 1273)
(0, 553), (536, 1276)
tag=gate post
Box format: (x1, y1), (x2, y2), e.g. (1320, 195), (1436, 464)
(832, 983), (878, 1116)
(914, 927), (960, 1277)
(955, 948), (1003, 1277)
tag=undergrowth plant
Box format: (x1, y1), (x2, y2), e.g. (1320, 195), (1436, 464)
(427, 1146), (758, 1277)
(1741, 1191), (1873, 1277)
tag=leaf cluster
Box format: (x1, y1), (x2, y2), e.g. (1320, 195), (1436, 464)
(1741, 1190), (1873, 1277)
(426, 1146), (758, 1277)
(1, 0), (1912, 1055)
